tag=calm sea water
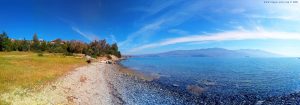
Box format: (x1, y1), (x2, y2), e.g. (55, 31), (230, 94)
(121, 57), (300, 98)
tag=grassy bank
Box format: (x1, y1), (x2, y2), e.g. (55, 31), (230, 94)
(0, 52), (85, 95)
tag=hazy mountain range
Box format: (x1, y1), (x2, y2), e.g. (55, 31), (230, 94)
(138, 48), (281, 57)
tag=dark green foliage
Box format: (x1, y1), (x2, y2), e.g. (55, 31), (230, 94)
(48, 38), (66, 53)
(0, 32), (12, 51)
(0, 32), (122, 57)
(40, 41), (47, 51)
(110, 43), (121, 58)
(20, 39), (30, 51)
(116, 51), (122, 58)
(64, 52), (73, 56)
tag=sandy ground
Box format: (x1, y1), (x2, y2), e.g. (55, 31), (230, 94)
(1, 62), (113, 105)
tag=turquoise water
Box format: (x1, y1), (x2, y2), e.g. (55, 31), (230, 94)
(121, 57), (300, 98)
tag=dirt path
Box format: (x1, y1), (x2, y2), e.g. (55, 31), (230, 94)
(1, 62), (113, 105)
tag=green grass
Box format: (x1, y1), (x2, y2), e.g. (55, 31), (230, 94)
(0, 52), (86, 94)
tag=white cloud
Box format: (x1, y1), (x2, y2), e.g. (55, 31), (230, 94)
(130, 30), (300, 52)
(72, 27), (99, 41)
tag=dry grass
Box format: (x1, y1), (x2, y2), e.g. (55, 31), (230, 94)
(0, 52), (86, 94)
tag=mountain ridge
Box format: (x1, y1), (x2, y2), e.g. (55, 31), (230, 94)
(138, 48), (281, 57)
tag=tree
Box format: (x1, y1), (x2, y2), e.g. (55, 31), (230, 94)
(65, 40), (85, 54)
(110, 43), (121, 58)
(21, 39), (30, 51)
(31, 33), (40, 51)
(40, 41), (47, 51)
(0, 32), (12, 51)
(33, 33), (39, 43)
(0, 32), (122, 58)
(11, 40), (19, 51)
(47, 38), (65, 53)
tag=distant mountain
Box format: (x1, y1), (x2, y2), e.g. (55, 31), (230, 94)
(139, 48), (281, 57)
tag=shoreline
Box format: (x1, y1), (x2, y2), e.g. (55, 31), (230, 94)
(2, 59), (300, 104)
(109, 59), (300, 105)
(104, 63), (192, 104)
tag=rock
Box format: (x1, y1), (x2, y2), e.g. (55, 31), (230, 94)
(255, 100), (264, 105)
(172, 84), (179, 87)
(85, 55), (92, 60)
(86, 60), (91, 64)
(106, 60), (112, 64)
(186, 85), (204, 96)
(85, 55), (92, 63)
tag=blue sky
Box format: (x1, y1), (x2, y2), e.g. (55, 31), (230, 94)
(1, 0), (300, 56)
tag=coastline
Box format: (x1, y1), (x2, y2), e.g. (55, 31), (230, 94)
(104, 63), (193, 104)
(0, 59), (159, 105)
(114, 58), (300, 105)
(2, 59), (299, 104)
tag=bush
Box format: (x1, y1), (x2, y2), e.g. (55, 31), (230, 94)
(91, 54), (97, 58)
(64, 52), (73, 56)
(86, 59), (91, 64)
(37, 53), (43, 57)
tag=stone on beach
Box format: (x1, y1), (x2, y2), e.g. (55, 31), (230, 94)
(186, 85), (205, 96)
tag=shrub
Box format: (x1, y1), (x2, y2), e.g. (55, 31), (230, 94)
(64, 52), (73, 56)
(91, 54), (97, 58)
(86, 59), (91, 64)
(37, 53), (43, 57)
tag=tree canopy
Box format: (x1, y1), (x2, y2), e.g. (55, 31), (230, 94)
(0, 32), (122, 58)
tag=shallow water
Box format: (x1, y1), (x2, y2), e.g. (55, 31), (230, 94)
(121, 57), (300, 100)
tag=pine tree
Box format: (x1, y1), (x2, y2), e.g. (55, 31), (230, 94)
(110, 43), (121, 58)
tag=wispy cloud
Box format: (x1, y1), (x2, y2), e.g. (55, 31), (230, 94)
(72, 27), (99, 41)
(109, 34), (117, 43)
(119, 19), (165, 46)
(135, 0), (182, 19)
(168, 29), (189, 35)
(119, 0), (205, 47)
(246, 14), (300, 21)
(122, 0), (300, 53)
(130, 30), (300, 52)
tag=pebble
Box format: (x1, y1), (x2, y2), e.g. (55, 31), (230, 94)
(172, 84), (179, 87)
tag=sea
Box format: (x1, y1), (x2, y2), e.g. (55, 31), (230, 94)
(120, 57), (300, 104)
